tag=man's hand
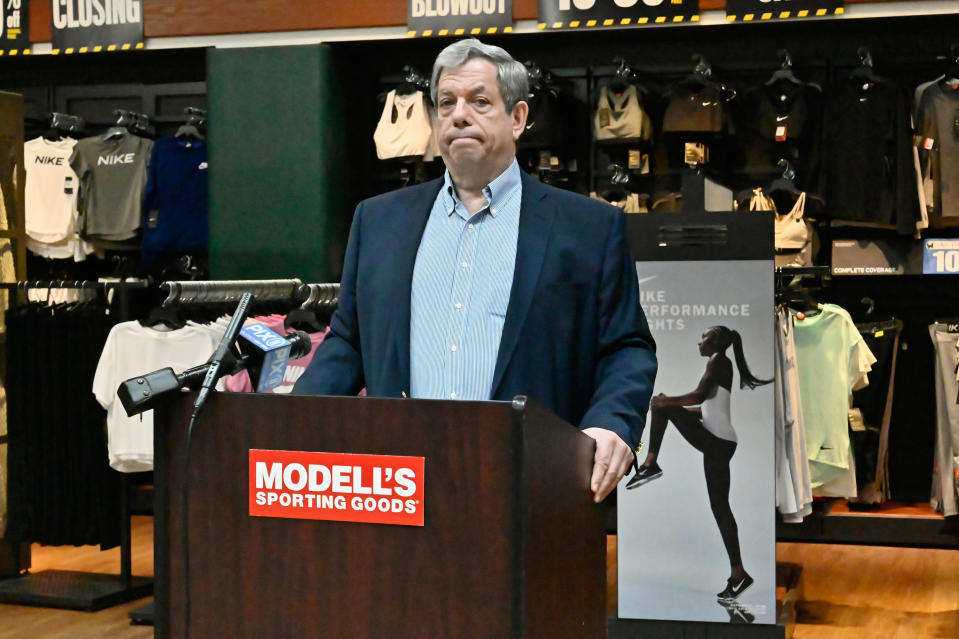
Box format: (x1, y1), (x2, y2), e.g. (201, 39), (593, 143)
(582, 427), (635, 503)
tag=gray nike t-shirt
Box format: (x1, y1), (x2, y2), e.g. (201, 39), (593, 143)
(71, 132), (153, 241)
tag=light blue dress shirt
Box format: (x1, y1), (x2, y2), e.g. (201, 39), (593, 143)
(410, 160), (522, 400)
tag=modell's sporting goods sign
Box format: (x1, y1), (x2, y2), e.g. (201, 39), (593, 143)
(250, 449), (425, 527)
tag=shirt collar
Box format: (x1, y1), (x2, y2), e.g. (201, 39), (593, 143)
(441, 159), (522, 219)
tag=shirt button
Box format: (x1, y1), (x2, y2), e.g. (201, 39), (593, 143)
(450, 345), (457, 352)
(450, 391), (457, 399)
(455, 302), (463, 310)
(468, 223), (474, 229)
(461, 261), (468, 268)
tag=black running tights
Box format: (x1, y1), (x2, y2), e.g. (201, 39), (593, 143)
(648, 404), (742, 568)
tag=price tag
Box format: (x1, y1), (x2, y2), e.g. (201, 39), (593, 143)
(922, 239), (959, 274)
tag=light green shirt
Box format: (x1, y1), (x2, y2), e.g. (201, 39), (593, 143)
(792, 304), (876, 487)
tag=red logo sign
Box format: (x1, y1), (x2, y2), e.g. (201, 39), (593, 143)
(249, 449), (425, 526)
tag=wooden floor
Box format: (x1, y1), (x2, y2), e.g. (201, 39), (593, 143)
(778, 542), (959, 639)
(0, 518), (956, 638)
(0, 515), (154, 639)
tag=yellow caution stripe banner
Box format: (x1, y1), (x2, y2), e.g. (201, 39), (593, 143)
(726, 6), (844, 21)
(50, 42), (145, 55)
(539, 15), (700, 29)
(407, 25), (514, 37)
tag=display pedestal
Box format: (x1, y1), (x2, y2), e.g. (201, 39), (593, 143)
(608, 616), (785, 638)
(0, 571), (151, 612)
(609, 562), (800, 639)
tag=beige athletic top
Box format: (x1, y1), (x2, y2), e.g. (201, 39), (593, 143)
(373, 90), (436, 160)
(594, 85), (653, 142)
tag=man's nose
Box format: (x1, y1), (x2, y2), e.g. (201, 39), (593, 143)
(451, 98), (471, 124)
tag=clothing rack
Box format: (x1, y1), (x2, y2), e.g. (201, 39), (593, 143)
(775, 266), (830, 314)
(160, 278), (304, 306)
(47, 112), (85, 136)
(774, 265), (830, 287)
(773, 269), (959, 548)
(0, 279), (153, 611)
(160, 278), (340, 310)
(298, 282), (339, 309)
(0, 278), (150, 289)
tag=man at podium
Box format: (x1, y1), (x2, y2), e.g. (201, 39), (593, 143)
(294, 38), (657, 503)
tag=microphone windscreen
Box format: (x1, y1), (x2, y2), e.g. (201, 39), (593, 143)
(289, 330), (313, 359)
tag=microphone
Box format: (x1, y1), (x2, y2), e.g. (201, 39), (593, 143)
(117, 323), (311, 418)
(179, 325), (312, 393)
(192, 293), (254, 420)
(236, 323), (312, 393)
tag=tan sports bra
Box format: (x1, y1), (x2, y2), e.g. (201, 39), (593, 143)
(373, 90), (436, 160)
(594, 85), (653, 142)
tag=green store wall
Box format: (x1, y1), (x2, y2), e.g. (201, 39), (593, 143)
(207, 44), (347, 283)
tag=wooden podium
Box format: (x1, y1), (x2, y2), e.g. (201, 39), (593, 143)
(154, 393), (606, 638)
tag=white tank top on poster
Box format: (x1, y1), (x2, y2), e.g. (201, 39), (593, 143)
(373, 90), (436, 160)
(594, 85), (652, 142)
(701, 385), (737, 443)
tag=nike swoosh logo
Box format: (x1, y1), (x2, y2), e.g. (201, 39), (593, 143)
(776, 115), (789, 121)
(637, 275), (657, 285)
(525, 123), (535, 131)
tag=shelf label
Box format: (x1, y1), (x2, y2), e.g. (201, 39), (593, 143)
(923, 239), (959, 275)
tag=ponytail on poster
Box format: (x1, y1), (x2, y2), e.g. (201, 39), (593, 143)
(710, 326), (772, 390)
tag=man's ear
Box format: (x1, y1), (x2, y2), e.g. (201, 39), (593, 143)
(511, 101), (529, 142)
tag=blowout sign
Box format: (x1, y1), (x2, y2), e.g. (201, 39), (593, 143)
(0, 0), (30, 55)
(408, 0), (514, 37)
(726, 0), (844, 21)
(51, 0), (144, 54)
(538, 0), (700, 30)
(250, 449), (426, 527)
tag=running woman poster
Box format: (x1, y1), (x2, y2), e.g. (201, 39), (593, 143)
(618, 259), (775, 625)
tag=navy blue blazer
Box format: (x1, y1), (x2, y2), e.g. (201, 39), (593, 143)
(293, 171), (657, 449)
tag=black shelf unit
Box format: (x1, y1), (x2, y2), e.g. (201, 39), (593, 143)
(777, 500), (959, 549)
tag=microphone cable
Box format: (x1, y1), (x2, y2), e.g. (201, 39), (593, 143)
(182, 410), (198, 639)
(180, 293), (253, 639)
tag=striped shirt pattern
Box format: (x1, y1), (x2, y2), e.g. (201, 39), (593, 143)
(410, 160), (522, 400)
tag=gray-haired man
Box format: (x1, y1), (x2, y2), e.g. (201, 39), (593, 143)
(295, 39), (657, 502)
